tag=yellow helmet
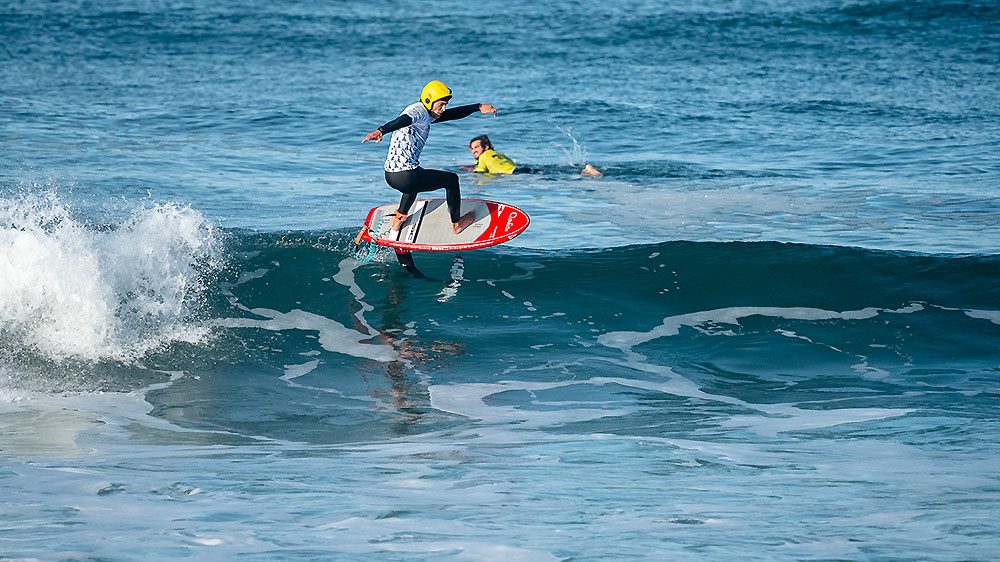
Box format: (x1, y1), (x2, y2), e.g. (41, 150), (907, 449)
(421, 80), (452, 110)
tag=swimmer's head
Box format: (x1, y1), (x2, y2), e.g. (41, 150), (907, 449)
(469, 135), (492, 158)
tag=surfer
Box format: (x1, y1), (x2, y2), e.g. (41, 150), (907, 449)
(465, 135), (603, 177)
(362, 80), (498, 235)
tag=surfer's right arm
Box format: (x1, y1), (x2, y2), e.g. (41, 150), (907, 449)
(361, 114), (414, 143)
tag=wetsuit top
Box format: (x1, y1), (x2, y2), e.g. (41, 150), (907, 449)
(378, 102), (481, 173)
(473, 149), (517, 174)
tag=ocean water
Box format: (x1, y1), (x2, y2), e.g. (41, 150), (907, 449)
(1, 1), (999, 560)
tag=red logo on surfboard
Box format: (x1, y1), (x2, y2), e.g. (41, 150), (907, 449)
(476, 204), (528, 243)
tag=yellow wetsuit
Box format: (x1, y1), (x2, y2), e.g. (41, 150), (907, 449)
(473, 149), (518, 174)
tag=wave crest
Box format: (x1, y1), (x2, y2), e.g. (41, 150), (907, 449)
(0, 193), (223, 362)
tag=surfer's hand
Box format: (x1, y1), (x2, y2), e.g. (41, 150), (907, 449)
(362, 130), (383, 143)
(479, 104), (497, 117)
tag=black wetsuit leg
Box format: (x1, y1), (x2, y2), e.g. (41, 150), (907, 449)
(384, 167), (462, 223)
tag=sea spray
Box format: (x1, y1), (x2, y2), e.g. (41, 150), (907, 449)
(0, 193), (223, 362)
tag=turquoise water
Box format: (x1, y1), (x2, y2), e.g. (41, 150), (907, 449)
(2, 1), (999, 560)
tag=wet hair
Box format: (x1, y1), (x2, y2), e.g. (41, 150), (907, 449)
(470, 134), (493, 150)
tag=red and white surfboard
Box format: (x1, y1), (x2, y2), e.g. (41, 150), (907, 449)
(360, 198), (530, 252)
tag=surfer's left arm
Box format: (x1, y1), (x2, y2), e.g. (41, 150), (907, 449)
(435, 103), (497, 123)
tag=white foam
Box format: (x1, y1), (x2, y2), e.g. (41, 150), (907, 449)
(190, 536), (224, 546)
(235, 268), (269, 284)
(723, 406), (910, 436)
(965, 308), (1000, 325)
(592, 335), (912, 436)
(430, 358), (910, 439)
(597, 304), (907, 352)
(0, 371), (207, 457)
(216, 307), (396, 362)
(0, 193), (220, 361)
(334, 257), (379, 335)
(429, 376), (728, 429)
(281, 359), (321, 381)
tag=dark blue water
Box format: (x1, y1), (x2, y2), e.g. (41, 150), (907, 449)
(2, 1), (999, 560)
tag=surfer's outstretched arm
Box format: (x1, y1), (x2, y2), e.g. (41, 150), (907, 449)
(362, 114), (415, 143)
(434, 103), (497, 123)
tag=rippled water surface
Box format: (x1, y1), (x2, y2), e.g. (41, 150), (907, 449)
(2, 1), (999, 560)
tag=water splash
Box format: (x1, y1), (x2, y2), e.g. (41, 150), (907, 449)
(0, 191), (223, 362)
(554, 126), (590, 166)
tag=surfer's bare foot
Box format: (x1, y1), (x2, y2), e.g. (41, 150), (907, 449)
(390, 210), (406, 232)
(452, 211), (475, 235)
(581, 164), (603, 177)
